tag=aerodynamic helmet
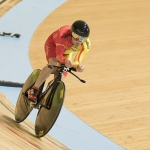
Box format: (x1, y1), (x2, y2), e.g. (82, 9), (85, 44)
(71, 20), (90, 37)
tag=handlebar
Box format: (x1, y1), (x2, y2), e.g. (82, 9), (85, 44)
(48, 65), (86, 83)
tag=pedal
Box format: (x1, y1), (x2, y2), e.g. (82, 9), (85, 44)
(34, 104), (41, 110)
(28, 99), (37, 108)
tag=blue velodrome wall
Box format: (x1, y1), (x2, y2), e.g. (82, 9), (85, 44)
(0, 0), (125, 150)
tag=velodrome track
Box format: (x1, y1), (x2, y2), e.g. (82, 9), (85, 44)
(0, 0), (124, 150)
(1, 0), (150, 150)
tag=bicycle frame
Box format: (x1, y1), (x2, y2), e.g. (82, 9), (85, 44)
(34, 64), (86, 109)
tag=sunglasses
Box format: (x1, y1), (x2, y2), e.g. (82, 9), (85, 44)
(72, 32), (86, 42)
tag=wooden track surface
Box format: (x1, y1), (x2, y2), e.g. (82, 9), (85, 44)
(0, 0), (21, 17)
(0, 92), (70, 150)
(29, 0), (150, 149)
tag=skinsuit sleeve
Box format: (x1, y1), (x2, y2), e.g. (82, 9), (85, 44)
(73, 38), (91, 69)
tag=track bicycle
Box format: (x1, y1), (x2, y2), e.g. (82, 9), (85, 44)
(15, 64), (85, 137)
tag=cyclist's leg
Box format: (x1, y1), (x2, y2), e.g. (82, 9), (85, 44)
(28, 42), (59, 101)
(34, 58), (59, 88)
(28, 57), (59, 101)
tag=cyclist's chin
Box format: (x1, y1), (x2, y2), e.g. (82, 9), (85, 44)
(73, 42), (82, 48)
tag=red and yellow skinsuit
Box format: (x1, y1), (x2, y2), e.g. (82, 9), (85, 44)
(44, 25), (91, 69)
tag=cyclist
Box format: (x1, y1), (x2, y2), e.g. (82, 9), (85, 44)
(28, 20), (91, 104)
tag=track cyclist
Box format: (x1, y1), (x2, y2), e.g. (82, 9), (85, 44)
(28, 20), (91, 104)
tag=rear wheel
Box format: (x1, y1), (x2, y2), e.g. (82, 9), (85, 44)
(15, 69), (42, 123)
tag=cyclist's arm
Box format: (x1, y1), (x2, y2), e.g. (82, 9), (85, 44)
(55, 44), (67, 64)
(73, 40), (91, 68)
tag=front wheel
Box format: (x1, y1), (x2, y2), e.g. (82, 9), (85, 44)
(35, 81), (65, 138)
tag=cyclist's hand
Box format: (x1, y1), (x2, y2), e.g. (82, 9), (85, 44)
(76, 64), (84, 72)
(65, 60), (74, 68)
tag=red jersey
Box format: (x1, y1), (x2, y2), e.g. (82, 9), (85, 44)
(45, 25), (91, 69)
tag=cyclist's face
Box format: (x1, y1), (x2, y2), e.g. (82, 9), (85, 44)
(72, 32), (87, 47)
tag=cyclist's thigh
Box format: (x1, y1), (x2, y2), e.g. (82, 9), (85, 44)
(47, 57), (59, 74)
(48, 57), (60, 66)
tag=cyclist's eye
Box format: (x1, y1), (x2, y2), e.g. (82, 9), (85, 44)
(72, 36), (79, 41)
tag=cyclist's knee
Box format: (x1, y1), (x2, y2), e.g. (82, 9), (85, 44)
(48, 57), (59, 66)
